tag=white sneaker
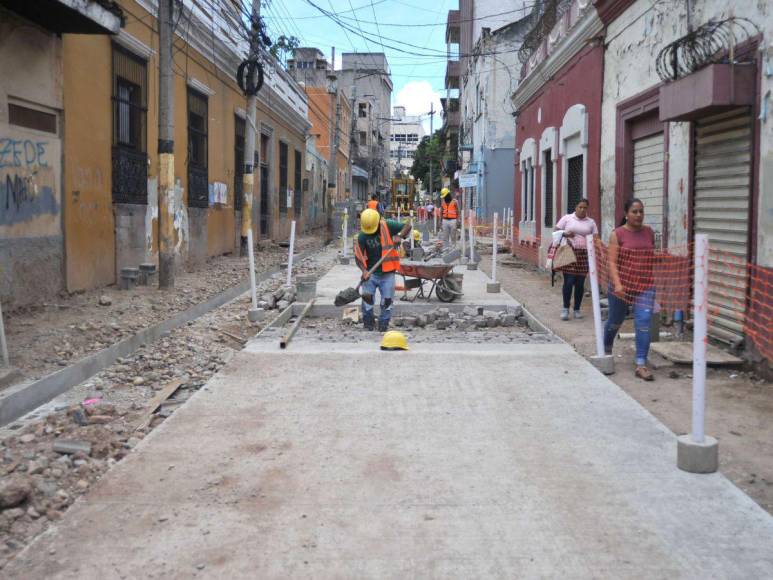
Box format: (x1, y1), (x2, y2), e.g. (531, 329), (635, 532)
(573, 310), (584, 319)
(560, 308), (569, 321)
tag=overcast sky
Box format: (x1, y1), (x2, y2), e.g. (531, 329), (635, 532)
(262, 0), (453, 133)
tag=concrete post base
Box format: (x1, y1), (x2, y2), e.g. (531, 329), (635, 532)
(338, 256), (350, 265)
(487, 282), (501, 293)
(467, 262), (478, 271)
(677, 434), (719, 474)
(590, 354), (615, 375)
(247, 308), (261, 323)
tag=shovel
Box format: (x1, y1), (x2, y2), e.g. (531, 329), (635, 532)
(334, 245), (398, 307)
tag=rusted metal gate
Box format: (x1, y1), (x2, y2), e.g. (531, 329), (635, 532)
(693, 107), (753, 346)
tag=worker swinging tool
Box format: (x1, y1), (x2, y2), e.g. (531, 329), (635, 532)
(352, 208), (411, 332)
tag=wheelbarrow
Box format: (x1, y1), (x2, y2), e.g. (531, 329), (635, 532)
(397, 262), (463, 303)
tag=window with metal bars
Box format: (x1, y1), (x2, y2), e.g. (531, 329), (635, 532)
(544, 150), (553, 227)
(279, 142), (288, 213)
(111, 45), (148, 204)
(294, 150), (302, 215)
(567, 154), (583, 212)
(187, 88), (208, 208)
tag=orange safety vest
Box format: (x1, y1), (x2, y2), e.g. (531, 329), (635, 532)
(367, 200), (379, 210)
(354, 220), (400, 273)
(442, 199), (458, 219)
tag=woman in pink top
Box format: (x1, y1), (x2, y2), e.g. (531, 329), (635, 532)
(554, 199), (598, 320)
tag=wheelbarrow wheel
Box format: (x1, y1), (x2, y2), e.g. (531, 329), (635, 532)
(435, 278), (456, 302)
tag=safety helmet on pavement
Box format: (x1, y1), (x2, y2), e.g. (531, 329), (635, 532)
(380, 331), (409, 351)
(360, 208), (380, 234)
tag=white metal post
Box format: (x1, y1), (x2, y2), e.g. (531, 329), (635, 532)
(398, 206), (401, 221)
(0, 298), (9, 367)
(460, 209), (466, 258)
(492, 212), (498, 283)
(434, 208), (438, 236)
(409, 211), (414, 252)
(586, 234), (605, 358)
(469, 214), (475, 261)
(247, 229), (258, 311)
(692, 234), (709, 443)
(286, 220), (296, 287)
(342, 207), (348, 258)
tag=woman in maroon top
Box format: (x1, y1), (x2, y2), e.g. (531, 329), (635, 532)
(604, 198), (657, 381)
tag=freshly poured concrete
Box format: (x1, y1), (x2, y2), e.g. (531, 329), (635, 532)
(6, 342), (773, 578)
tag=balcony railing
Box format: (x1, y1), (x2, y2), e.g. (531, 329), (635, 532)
(446, 10), (460, 44)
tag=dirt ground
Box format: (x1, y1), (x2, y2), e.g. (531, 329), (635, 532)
(3, 235), (325, 383)
(480, 253), (773, 515)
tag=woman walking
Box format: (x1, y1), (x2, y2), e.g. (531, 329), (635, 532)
(604, 198), (657, 381)
(555, 199), (598, 320)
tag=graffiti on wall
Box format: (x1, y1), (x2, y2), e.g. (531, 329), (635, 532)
(0, 137), (58, 227)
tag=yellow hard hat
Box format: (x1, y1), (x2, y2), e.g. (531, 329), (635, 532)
(380, 331), (409, 351)
(413, 229), (422, 242)
(441, 187), (450, 196)
(360, 208), (380, 234)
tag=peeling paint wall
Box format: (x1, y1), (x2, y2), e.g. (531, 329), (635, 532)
(600, 0), (773, 266)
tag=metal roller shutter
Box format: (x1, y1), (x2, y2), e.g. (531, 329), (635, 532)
(633, 133), (664, 248)
(693, 108), (752, 346)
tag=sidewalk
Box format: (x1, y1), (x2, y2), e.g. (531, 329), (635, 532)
(480, 253), (773, 515)
(3, 271), (773, 578)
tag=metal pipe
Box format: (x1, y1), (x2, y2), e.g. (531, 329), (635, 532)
(280, 299), (315, 349)
(492, 212), (498, 283)
(342, 207), (349, 258)
(247, 229), (258, 310)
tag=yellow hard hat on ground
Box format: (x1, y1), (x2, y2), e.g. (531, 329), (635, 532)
(441, 187), (450, 196)
(360, 208), (380, 234)
(380, 331), (409, 351)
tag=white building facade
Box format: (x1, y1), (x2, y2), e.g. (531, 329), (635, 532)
(389, 106), (424, 177)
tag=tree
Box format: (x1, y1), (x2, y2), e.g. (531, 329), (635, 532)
(271, 34), (300, 66)
(410, 130), (444, 195)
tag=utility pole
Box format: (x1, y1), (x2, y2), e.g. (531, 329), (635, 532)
(158, 0), (175, 288)
(348, 55), (357, 199)
(428, 102), (435, 199)
(240, 0), (261, 256)
(327, 47), (337, 204)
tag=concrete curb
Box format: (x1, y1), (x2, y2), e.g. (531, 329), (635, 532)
(0, 247), (321, 427)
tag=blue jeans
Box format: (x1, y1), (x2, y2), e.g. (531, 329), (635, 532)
(604, 287), (656, 366)
(562, 274), (585, 311)
(361, 271), (395, 325)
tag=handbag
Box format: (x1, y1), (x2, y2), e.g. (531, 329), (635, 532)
(552, 238), (577, 270)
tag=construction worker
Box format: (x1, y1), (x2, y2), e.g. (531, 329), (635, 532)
(441, 187), (459, 244)
(366, 194), (384, 215)
(354, 208), (411, 332)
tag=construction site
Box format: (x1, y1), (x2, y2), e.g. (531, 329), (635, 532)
(0, 210), (771, 578)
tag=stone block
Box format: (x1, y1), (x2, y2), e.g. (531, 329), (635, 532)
(677, 435), (718, 474)
(338, 256), (351, 265)
(248, 308), (262, 323)
(506, 305), (523, 318)
(403, 316), (418, 328)
(393, 317), (404, 327)
(119, 268), (139, 291)
(437, 308), (450, 319)
(486, 316), (499, 328)
(466, 261), (478, 271)
(487, 282), (501, 293)
(442, 248), (461, 264)
(501, 314), (517, 327)
(436, 319), (451, 330)
(53, 440), (92, 456)
(463, 306), (477, 317)
(475, 317), (487, 328)
(415, 315), (427, 328)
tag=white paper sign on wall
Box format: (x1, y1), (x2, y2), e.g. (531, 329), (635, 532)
(459, 173), (478, 188)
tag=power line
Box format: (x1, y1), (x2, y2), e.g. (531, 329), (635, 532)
(368, 0), (386, 54)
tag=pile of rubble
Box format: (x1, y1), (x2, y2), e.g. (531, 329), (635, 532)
(392, 306), (525, 331)
(5, 236), (325, 382)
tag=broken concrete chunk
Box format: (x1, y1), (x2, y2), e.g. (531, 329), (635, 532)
(53, 440), (92, 457)
(415, 315), (427, 328)
(0, 477), (32, 508)
(436, 319), (451, 330)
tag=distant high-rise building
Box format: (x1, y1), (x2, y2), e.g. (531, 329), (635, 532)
(389, 106), (425, 177)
